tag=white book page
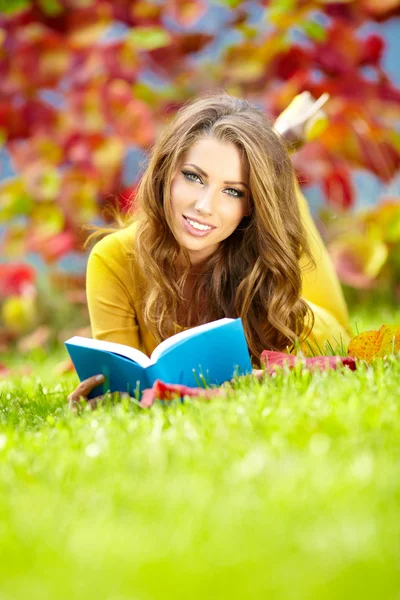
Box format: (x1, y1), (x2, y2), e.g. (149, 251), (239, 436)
(66, 336), (151, 367)
(150, 318), (234, 363)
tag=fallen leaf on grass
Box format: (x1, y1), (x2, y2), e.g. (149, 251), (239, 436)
(260, 351), (357, 374)
(0, 363), (32, 379)
(140, 379), (225, 408)
(53, 358), (75, 375)
(0, 362), (11, 378)
(0, 326), (16, 352)
(139, 353), (358, 408)
(17, 325), (51, 353)
(348, 325), (400, 362)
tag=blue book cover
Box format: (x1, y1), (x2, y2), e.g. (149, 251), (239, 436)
(64, 318), (252, 400)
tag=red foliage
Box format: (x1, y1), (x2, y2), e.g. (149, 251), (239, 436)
(322, 165), (355, 210)
(28, 230), (77, 263)
(358, 138), (400, 182)
(360, 33), (385, 66)
(147, 32), (213, 74)
(270, 46), (311, 80)
(1, 0), (400, 268)
(118, 184), (139, 214)
(0, 263), (36, 299)
(313, 23), (359, 76)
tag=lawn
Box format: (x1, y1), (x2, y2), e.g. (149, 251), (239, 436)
(0, 302), (399, 600)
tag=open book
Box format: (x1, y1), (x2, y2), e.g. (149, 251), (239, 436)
(65, 318), (252, 400)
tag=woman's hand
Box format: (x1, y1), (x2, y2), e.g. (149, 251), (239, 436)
(68, 374), (106, 412)
(68, 374), (131, 413)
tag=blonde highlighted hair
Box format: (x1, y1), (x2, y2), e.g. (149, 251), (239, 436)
(85, 92), (315, 365)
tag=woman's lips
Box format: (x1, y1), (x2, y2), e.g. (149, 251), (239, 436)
(181, 215), (216, 237)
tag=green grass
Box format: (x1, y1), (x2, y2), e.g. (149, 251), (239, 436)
(0, 303), (399, 600)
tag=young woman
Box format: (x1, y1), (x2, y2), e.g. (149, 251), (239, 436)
(68, 92), (351, 409)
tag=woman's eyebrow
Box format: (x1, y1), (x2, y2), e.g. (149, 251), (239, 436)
(183, 163), (249, 189)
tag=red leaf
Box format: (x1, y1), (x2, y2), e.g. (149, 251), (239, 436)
(28, 230), (77, 263)
(0, 362), (11, 378)
(325, 3), (356, 21)
(166, 0), (208, 28)
(53, 358), (75, 375)
(0, 263), (36, 299)
(260, 351), (357, 374)
(0, 363), (32, 378)
(314, 46), (350, 77)
(140, 379), (224, 408)
(361, 0), (400, 21)
(359, 139), (400, 182)
(322, 166), (355, 210)
(360, 34), (385, 66)
(118, 184), (139, 214)
(270, 46), (311, 81)
(147, 33), (213, 73)
(313, 23), (359, 76)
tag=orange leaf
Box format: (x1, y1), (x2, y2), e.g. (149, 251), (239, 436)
(348, 325), (400, 362)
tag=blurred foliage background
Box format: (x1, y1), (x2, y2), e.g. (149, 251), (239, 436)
(0, 0), (399, 354)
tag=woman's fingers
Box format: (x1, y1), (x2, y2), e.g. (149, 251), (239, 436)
(67, 374), (105, 404)
(67, 374), (105, 412)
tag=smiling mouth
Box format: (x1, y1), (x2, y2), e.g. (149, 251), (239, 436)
(183, 215), (215, 231)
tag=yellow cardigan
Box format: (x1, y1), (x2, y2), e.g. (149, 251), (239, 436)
(86, 186), (352, 358)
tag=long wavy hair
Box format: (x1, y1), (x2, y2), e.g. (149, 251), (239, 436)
(86, 92), (316, 365)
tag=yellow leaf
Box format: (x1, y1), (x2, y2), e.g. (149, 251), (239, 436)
(31, 203), (65, 237)
(1, 224), (27, 258)
(92, 137), (124, 173)
(69, 22), (110, 48)
(348, 325), (400, 362)
(128, 27), (172, 51)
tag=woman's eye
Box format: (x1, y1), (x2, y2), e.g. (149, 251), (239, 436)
(182, 171), (244, 198)
(182, 170), (201, 183)
(226, 188), (244, 198)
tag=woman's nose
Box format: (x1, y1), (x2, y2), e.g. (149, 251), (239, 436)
(195, 190), (213, 216)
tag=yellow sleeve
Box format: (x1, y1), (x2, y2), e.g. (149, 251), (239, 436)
(86, 232), (141, 348)
(296, 183), (352, 354)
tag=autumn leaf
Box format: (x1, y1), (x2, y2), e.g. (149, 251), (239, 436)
(53, 358), (75, 375)
(17, 325), (51, 353)
(140, 379), (225, 408)
(127, 26), (172, 51)
(260, 351), (356, 374)
(0, 263), (36, 298)
(360, 33), (385, 66)
(27, 230), (76, 263)
(322, 165), (355, 210)
(0, 363), (32, 379)
(166, 0), (208, 28)
(328, 233), (388, 289)
(363, 199), (400, 244)
(348, 325), (400, 362)
(0, 362), (11, 378)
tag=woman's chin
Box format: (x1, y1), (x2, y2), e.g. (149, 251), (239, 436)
(183, 240), (220, 263)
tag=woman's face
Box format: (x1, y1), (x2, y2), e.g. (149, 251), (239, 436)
(169, 136), (251, 265)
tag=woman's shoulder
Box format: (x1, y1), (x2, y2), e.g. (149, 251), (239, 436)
(86, 220), (145, 295)
(89, 220), (138, 261)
